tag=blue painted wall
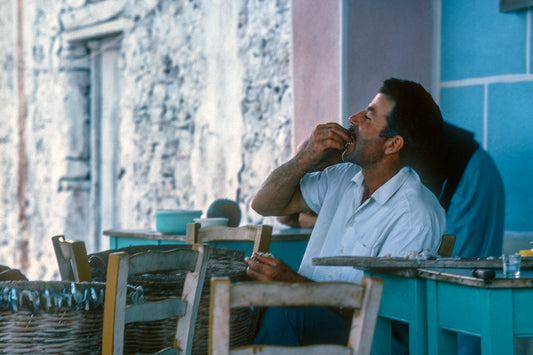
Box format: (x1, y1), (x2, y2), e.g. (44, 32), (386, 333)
(439, 0), (533, 232)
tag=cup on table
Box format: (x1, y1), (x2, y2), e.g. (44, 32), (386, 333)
(502, 253), (521, 278)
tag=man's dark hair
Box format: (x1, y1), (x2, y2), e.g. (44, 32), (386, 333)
(378, 78), (444, 170)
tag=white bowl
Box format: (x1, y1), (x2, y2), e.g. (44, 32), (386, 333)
(193, 217), (229, 227)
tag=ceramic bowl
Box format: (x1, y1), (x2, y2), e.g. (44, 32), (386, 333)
(207, 199), (241, 227)
(155, 209), (202, 234)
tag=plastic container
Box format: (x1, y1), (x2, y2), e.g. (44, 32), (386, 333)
(155, 209), (202, 234)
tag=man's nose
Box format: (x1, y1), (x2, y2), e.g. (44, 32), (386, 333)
(349, 110), (365, 125)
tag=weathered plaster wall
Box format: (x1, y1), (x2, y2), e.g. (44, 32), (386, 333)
(0, 0), (293, 280)
(0, 0), (20, 269)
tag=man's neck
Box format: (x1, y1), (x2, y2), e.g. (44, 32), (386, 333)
(361, 161), (403, 200)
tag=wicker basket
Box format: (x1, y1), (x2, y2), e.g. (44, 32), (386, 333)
(89, 244), (260, 354)
(0, 281), (106, 354)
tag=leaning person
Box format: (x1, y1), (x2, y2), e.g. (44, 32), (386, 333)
(245, 78), (446, 347)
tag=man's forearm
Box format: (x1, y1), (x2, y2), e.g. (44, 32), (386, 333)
(253, 122), (349, 216)
(251, 155), (313, 216)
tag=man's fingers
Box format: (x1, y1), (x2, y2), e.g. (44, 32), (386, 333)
(245, 256), (273, 274)
(246, 267), (269, 282)
(251, 253), (278, 266)
(314, 123), (350, 150)
(245, 256), (274, 281)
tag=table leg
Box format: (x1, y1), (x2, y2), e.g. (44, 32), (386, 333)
(368, 273), (427, 355)
(426, 279), (456, 355)
(480, 289), (514, 355)
(371, 317), (392, 355)
(408, 277), (428, 355)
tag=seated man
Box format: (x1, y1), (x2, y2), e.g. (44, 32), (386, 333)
(246, 78), (446, 346)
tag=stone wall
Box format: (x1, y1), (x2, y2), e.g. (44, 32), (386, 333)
(0, 0), (293, 280)
(0, 0), (20, 270)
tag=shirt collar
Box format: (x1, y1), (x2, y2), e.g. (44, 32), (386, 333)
(351, 166), (413, 205)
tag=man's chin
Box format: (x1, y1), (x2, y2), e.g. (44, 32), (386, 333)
(341, 143), (355, 162)
(341, 151), (356, 163)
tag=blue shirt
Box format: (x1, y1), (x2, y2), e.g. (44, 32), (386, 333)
(447, 148), (505, 257)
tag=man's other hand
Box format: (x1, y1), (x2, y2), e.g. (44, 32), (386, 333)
(245, 252), (309, 283)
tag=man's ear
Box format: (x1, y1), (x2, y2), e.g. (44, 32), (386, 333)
(384, 135), (404, 155)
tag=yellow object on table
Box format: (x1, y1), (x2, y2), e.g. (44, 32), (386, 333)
(519, 249), (533, 256)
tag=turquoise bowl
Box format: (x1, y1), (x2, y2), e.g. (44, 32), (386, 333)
(155, 209), (202, 234)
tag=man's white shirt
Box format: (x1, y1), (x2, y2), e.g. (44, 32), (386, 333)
(298, 163), (446, 283)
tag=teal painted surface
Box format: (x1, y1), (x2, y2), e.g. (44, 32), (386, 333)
(368, 272), (428, 355)
(531, 18), (533, 72)
(372, 270), (533, 354)
(372, 318), (392, 354)
(488, 81), (533, 231)
(441, 0), (527, 81)
(426, 280), (458, 355)
(426, 279), (519, 354)
(110, 237), (307, 271)
(513, 289), (533, 335)
(435, 282), (483, 333)
(439, 86), (484, 140)
(115, 237), (159, 248)
(270, 240), (308, 271)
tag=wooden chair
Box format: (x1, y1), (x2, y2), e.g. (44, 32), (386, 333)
(102, 244), (210, 355)
(438, 234), (456, 257)
(209, 276), (384, 355)
(186, 223), (272, 254)
(51, 235), (92, 282)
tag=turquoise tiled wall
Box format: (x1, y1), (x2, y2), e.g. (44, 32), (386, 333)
(440, 0), (533, 232)
(488, 82), (533, 230)
(441, 0), (527, 81)
(440, 86), (484, 140)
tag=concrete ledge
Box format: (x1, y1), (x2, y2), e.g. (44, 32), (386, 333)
(63, 18), (132, 43)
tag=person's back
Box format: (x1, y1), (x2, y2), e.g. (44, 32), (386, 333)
(418, 122), (504, 258)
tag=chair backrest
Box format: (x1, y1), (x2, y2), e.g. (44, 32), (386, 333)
(185, 223), (272, 254)
(102, 244), (209, 355)
(51, 235), (92, 282)
(438, 234), (456, 257)
(209, 276), (384, 355)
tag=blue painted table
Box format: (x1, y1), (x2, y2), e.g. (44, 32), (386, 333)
(419, 268), (533, 355)
(365, 269), (427, 355)
(103, 227), (311, 271)
(312, 256), (533, 354)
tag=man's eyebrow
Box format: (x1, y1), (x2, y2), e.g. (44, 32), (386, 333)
(366, 106), (374, 113)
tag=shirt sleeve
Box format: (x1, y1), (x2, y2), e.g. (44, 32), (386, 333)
(299, 171), (326, 214)
(300, 164), (354, 214)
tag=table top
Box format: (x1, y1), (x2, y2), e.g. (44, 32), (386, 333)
(417, 268), (533, 288)
(312, 255), (533, 269)
(103, 226), (312, 241)
(312, 255), (533, 288)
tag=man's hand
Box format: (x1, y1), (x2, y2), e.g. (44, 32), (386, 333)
(297, 123), (351, 165)
(245, 253), (310, 283)
(251, 122), (350, 217)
